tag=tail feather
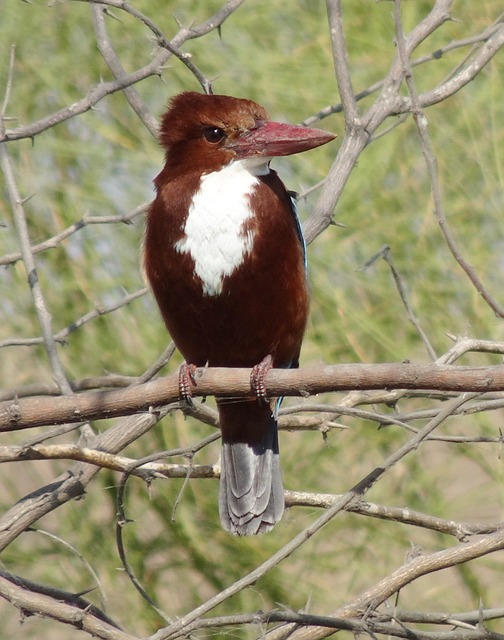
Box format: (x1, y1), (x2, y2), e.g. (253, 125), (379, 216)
(218, 402), (284, 535)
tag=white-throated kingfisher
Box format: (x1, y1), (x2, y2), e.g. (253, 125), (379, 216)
(144, 92), (335, 535)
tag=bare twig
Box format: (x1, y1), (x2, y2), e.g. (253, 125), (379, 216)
(325, 0), (358, 127)
(1, 48), (168, 142)
(409, 22), (504, 112)
(27, 528), (107, 608)
(0, 200), (148, 267)
(358, 245), (437, 360)
(304, 1), (504, 246)
(302, 19), (503, 127)
(1, 439), (502, 540)
(0, 44), (16, 118)
(158, 607), (504, 640)
(0, 287), (148, 349)
(91, 5), (158, 136)
(82, 0), (213, 92)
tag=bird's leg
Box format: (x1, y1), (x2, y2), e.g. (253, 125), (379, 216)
(250, 354), (273, 402)
(178, 363), (197, 406)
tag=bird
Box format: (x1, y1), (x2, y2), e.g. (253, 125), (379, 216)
(144, 91), (335, 535)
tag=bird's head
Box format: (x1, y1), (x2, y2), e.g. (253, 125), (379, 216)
(158, 92), (335, 176)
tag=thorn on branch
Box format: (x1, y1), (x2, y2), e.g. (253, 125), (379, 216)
(357, 245), (390, 271)
(103, 7), (121, 22)
(7, 399), (21, 424)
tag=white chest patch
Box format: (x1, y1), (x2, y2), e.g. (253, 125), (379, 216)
(175, 159), (268, 296)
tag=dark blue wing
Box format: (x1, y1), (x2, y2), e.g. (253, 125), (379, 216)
(287, 190), (307, 273)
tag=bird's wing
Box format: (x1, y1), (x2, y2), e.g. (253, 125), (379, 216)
(287, 190), (307, 273)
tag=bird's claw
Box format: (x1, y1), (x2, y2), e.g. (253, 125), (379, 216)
(179, 363), (197, 406)
(250, 354), (273, 403)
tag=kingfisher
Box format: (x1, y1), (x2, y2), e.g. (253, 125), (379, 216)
(144, 92), (335, 535)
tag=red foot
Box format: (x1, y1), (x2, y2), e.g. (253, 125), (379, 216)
(179, 363), (197, 405)
(250, 354), (273, 401)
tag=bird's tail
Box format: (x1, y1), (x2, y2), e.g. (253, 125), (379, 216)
(217, 399), (284, 536)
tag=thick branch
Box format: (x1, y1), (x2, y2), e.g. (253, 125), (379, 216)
(0, 569), (136, 640)
(2, 363), (504, 431)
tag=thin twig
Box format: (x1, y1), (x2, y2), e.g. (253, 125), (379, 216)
(0, 201), (149, 267)
(114, 432), (220, 621)
(91, 5), (161, 136)
(0, 287), (148, 349)
(358, 245), (437, 360)
(399, 24), (504, 316)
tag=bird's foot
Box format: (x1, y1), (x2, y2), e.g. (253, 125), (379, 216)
(250, 354), (273, 403)
(179, 363), (197, 406)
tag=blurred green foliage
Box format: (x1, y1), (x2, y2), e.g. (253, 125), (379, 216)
(0, 1), (503, 638)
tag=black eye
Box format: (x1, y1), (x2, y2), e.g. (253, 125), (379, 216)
(203, 127), (226, 144)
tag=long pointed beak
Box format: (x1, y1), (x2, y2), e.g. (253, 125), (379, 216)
(229, 121), (336, 159)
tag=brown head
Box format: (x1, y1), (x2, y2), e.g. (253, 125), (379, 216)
(157, 91), (336, 177)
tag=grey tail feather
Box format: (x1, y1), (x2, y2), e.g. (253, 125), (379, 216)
(218, 415), (284, 536)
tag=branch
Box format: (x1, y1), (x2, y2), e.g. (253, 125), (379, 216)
(0, 344), (176, 401)
(359, 245), (438, 360)
(0, 287), (148, 349)
(304, 1), (504, 247)
(325, 0), (358, 127)
(1, 0), (244, 142)
(150, 392), (475, 640)
(302, 20), (504, 127)
(410, 22), (504, 111)
(0, 443), (218, 478)
(304, 0), (454, 243)
(0, 120), (72, 396)
(82, 0), (212, 93)
(165, 607), (504, 640)
(2, 363), (504, 431)
(91, 5), (159, 136)
(404, 25), (504, 317)
(287, 491), (503, 541)
(269, 522), (504, 640)
(0, 411), (164, 552)
(0, 48), (168, 142)
(1, 440), (501, 539)
(0, 569), (136, 640)
(0, 201), (148, 267)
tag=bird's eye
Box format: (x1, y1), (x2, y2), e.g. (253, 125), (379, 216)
(203, 127), (226, 144)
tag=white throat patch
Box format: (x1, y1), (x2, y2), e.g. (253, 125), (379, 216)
(175, 159), (269, 296)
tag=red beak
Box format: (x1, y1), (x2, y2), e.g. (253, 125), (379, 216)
(229, 121), (336, 159)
